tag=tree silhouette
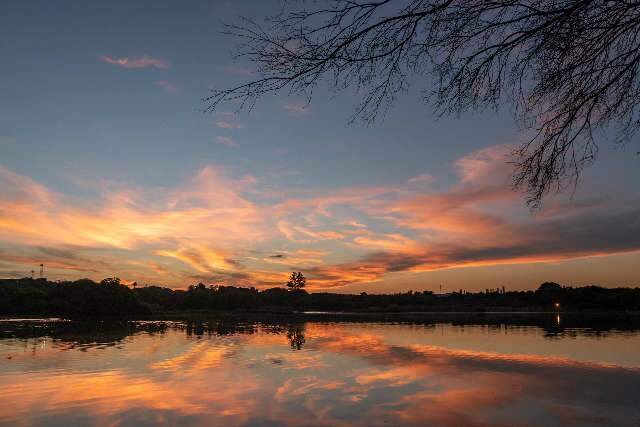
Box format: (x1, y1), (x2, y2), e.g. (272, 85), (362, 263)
(205, 0), (640, 206)
(100, 277), (121, 286)
(286, 271), (306, 291)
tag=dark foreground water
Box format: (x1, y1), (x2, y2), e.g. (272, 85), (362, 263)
(1, 314), (640, 427)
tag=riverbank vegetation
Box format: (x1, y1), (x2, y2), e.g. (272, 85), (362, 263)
(1, 277), (639, 318)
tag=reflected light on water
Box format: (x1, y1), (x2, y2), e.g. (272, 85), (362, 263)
(0, 317), (639, 427)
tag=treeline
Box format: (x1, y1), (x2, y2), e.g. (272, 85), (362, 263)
(136, 281), (640, 313)
(0, 278), (639, 318)
(0, 277), (149, 318)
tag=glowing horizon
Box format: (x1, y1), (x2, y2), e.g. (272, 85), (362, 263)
(1, 143), (639, 292)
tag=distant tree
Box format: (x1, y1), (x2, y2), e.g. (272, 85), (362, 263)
(100, 277), (121, 286)
(538, 282), (563, 293)
(286, 272), (306, 291)
(206, 0), (640, 206)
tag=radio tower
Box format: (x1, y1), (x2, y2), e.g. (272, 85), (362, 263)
(39, 264), (44, 279)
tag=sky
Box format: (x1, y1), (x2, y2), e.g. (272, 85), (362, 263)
(1, 0), (639, 293)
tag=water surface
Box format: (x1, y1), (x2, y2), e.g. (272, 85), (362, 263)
(1, 315), (639, 426)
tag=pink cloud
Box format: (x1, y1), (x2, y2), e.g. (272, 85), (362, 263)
(214, 119), (243, 129)
(454, 143), (513, 186)
(101, 55), (169, 69)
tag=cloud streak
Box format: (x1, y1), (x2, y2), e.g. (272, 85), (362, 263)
(101, 55), (169, 69)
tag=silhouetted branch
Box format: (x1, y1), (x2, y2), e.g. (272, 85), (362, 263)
(205, 0), (640, 206)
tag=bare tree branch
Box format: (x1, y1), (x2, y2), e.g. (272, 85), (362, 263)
(204, 0), (640, 207)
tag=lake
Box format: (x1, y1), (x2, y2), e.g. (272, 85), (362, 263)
(1, 314), (639, 426)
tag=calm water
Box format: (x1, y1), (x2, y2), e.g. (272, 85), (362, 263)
(1, 315), (640, 427)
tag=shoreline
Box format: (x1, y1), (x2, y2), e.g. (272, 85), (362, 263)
(3, 309), (640, 322)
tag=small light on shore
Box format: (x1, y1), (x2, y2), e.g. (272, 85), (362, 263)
(554, 302), (560, 309)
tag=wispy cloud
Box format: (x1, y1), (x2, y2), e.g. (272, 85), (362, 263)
(156, 245), (239, 273)
(101, 55), (169, 69)
(263, 249), (328, 266)
(213, 112), (244, 129)
(214, 119), (243, 129)
(0, 165), (266, 285)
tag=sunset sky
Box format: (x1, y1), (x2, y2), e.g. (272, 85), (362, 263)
(1, 0), (639, 293)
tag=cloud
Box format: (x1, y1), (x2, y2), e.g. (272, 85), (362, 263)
(0, 252), (101, 273)
(0, 244), (117, 275)
(215, 136), (238, 147)
(0, 165), (267, 285)
(214, 113), (243, 129)
(267, 145), (640, 288)
(155, 245), (239, 273)
(0, 142), (637, 289)
(214, 120), (243, 129)
(352, 233), (420, 252)
(276, 220), (344, 243)
(101, 55), (169, 69)
(343, 220), (367, 229)
(263, 249), (328, 267)
(454, 143), (513, 185)
(302, 200), (640, 289)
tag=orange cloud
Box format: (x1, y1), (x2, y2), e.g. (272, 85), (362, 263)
(263, 249), (328, 266)
(0, 165), (267, 285)
(1, 142), (638, 289)
(352, 234), (420, 252)
(155, 245), (238, 273)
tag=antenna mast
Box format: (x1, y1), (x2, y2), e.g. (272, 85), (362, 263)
(39, 264), (44, 279)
